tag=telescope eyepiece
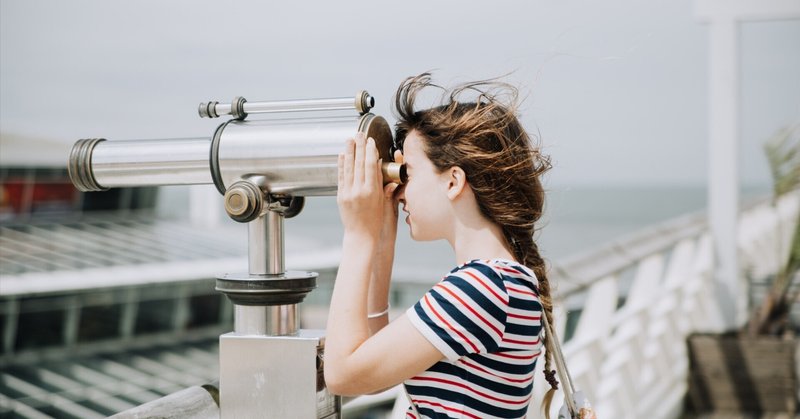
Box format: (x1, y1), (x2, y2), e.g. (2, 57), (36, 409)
(381, 162), (407, 185)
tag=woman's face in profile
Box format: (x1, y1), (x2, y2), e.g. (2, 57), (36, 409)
(397, 131), (451, 242)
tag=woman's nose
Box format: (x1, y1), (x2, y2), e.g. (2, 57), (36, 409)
(396, 184), (405, 201)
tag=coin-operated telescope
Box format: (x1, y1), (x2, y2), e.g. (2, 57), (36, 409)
(69, 92), (405, 419)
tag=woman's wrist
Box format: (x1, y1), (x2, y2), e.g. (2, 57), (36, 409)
(342, 231), (379, 249)
(367, 304), (390, 319)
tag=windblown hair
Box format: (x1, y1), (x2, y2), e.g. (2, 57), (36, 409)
(393, 73), (559, 417)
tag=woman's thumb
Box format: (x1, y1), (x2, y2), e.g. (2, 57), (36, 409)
(384, 182), (398, 198)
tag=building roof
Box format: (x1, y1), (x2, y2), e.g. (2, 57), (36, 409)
(0, 337), (219, 418)
(0, 213), (341, 297)
(0, 213), (345, 417)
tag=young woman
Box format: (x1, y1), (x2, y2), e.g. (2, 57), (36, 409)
(325, 73), (558, 419)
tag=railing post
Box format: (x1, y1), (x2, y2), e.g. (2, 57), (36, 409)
(706, 15), (743, 331)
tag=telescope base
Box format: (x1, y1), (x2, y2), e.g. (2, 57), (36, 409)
(219, 329), (340, 418)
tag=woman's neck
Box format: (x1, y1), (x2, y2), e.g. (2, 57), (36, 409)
(449, 219), (516, 265)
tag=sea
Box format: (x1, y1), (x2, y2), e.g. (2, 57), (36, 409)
(278, 184), (772, 283)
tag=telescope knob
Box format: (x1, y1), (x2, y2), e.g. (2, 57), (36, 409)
(224, 181), (264, 223)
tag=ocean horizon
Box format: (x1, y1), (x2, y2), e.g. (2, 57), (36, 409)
(274, 184), (773, 282)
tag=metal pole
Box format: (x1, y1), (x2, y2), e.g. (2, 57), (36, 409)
(248, 216), (269, 276)
(244, 200), (287, 276)
(236, 209), (297, 336)
(265, 209), (284, 275)
(233, 305), (297, 336)
(708, 17), (742, 331)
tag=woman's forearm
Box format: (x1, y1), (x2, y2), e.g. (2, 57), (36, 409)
(366, 180), (401, 334)
(367, 243), (394, 334)
(326, 233), (377, 373)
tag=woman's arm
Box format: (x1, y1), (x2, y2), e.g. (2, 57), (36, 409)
(325, 134), (441, 396)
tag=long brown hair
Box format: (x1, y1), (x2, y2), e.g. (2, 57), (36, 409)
(393, 73), (559, 416)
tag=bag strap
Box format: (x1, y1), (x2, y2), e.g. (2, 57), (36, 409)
(541, 312), (579, 417)
(403, 384), (421, 418)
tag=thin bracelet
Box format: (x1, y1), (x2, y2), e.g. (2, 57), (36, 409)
(367, 305), (390, 319)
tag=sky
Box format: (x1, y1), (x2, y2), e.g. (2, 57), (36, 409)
(1, 0), (798, 188)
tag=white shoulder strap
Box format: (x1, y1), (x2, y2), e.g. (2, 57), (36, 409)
(403, 384), (421, 418)
(541, 312), (579, 416)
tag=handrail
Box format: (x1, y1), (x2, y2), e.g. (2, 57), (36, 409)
(551, 194), (772, 298)
(523, 190), (800, 419)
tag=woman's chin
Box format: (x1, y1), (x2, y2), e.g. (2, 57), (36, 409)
(408, 226), (420, 241)
(409, 229), (436, 242)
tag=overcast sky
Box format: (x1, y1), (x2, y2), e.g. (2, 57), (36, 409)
(1, 0), (798, 188)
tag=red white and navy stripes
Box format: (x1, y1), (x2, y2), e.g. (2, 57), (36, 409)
(405, 259), (543, 418)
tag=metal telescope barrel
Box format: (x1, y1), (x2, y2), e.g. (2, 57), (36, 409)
(68, 91), (405, 195)
(69, 137), (212, 191)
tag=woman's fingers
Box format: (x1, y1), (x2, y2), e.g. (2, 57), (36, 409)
(341, 133), (383, 199)
(343, 138), (355, 188)
(383, 182), (398, 200)
(393, 149), (404, 164)
(364, 137), (379, 188)
(353, 133), (366, 185)
(337, 153), (345, 193)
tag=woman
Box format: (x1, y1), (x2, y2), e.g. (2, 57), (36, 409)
(325, 73), (558, 419)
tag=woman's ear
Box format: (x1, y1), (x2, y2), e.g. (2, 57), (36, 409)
(446, 166), (467, 200)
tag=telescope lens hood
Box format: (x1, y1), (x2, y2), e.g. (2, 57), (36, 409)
(68, 138), (108, 192)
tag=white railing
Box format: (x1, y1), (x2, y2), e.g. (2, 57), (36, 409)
(380, 191), (799, 418)
(523, 190), (800, 418)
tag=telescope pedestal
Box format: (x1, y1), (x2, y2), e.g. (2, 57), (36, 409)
(216, 209), (340, 418)
(219, 330), (338, 418)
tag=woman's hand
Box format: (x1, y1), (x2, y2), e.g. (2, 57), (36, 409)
(337, 133), (384, 241)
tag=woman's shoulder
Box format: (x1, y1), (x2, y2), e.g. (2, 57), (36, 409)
(451, 258), (535, 276)
(448, 258), (539, 288)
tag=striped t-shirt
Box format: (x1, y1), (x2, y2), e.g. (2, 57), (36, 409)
(405, 258), (543, 419)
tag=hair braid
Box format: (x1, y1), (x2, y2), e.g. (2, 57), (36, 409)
(514, 232), (559, 417)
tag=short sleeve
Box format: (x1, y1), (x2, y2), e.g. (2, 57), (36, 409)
(406, 262), (509, 362)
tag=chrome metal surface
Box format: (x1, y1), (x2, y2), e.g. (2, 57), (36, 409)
(248, 213), (284, 275)
(233, 304), (297, 336)
(219, 330), (339, 419)
(68, 138), (108, 192)
(199, 92), (373, 119)
(265, 210), (284, 274)
(68, 112), (401, 195)
(216, 113), (394, 195)
(75, 138), (213, 188)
